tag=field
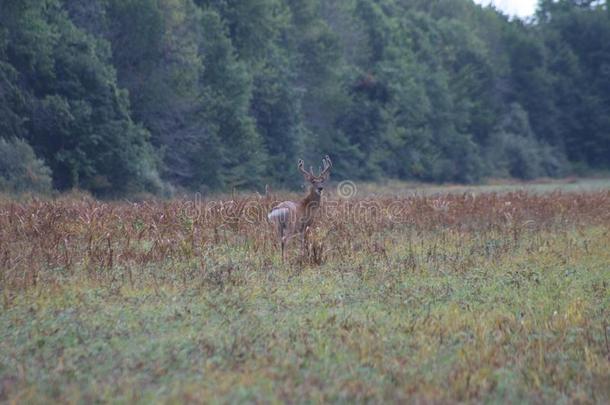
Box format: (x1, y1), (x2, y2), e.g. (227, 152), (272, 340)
(1, 182), (609, 403)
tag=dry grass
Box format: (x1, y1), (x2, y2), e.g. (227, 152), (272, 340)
(1, 190), (608, 288)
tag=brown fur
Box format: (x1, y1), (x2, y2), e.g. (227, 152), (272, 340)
(268, 156), (332, 262)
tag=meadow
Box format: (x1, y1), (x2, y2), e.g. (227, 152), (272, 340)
(1, 182), (609, 403)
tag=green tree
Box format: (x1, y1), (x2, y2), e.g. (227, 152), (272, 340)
(537, 0), (610, 167)
(1, 0), (162, 194)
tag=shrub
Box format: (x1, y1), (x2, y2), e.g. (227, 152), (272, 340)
(0, 137), (52, 193)
(485, 104), (568, 179)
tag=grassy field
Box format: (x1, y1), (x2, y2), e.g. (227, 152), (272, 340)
(1, 183), (609, 403)
(355, 178), (610, 196)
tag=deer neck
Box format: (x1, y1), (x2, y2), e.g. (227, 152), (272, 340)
(300, 186), (321, 212)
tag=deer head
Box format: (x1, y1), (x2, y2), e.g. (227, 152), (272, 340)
(298, 155), (332, 196)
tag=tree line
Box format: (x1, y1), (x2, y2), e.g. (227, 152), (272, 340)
(1, 0), (609, 195)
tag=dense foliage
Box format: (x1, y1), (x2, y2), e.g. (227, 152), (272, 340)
(0, 0), (609, 194)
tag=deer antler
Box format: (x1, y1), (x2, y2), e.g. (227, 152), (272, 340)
(319, 155), (332, 180)
(298, 159), (313, 181)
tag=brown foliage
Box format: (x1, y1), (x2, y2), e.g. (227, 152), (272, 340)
(1, 191), (609, 290)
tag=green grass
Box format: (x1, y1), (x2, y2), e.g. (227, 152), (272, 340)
(2, 223), (609, 403)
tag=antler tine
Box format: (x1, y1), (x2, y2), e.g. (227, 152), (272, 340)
(324, 155), (332, 168)
(319, 154), (332, 179)
(298, 159), (313, 181)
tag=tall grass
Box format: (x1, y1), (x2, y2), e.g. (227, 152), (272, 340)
(1, 191), (608, 289)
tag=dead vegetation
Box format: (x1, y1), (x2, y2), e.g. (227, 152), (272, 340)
(1, 190), (608, 290)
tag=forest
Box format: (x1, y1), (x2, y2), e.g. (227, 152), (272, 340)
(1, 0), (609, 196)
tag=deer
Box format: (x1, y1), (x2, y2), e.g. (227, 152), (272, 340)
(267, 155), (332, 263)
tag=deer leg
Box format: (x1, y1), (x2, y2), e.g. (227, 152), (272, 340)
(301, 227), (308, 257)
(279, 224), (285, 264)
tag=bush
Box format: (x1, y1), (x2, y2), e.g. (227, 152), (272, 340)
(0, 137), (52, 193)
(485, 132), (569, 180)
(485, 104), (568, 180)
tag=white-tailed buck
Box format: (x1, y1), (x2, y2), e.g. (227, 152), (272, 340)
(268, 155), (332, 262)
